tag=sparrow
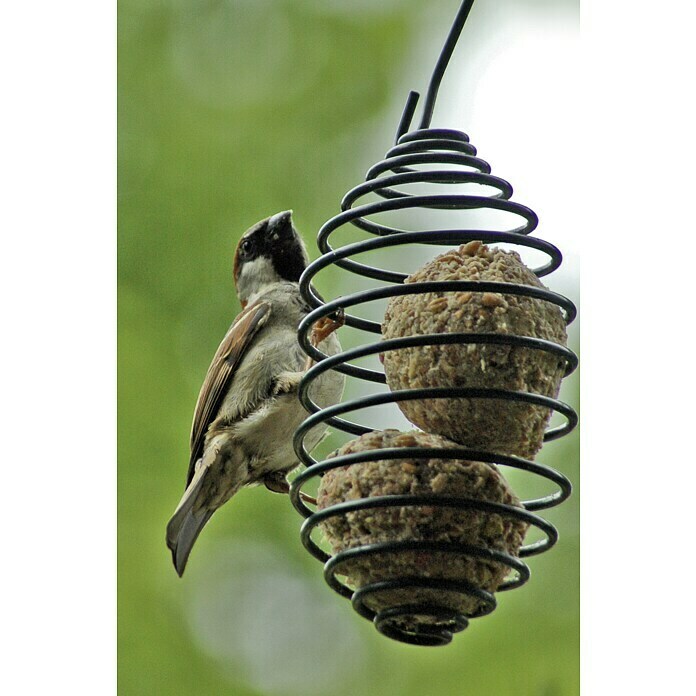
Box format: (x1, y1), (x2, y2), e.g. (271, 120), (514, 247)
(166, 210), (344, 576)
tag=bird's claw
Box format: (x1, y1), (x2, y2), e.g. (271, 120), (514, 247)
(271, 372), (302, 396)
(311, 307), (345, 347)
(263, 472), (317, 505)
(263, 472), (291, 495)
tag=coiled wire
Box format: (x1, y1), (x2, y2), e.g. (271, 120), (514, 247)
(290, 0), (578, 647)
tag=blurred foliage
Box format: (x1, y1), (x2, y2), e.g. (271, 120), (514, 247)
(119, 1), (579, 694)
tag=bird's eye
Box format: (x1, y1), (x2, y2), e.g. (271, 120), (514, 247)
(240, 239), (252, 255)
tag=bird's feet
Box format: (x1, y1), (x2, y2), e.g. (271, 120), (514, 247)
(263, 471), (317, 506)
(263, 471), (291, 494)
(271, 371), (303, 396)
(311, 308), (345, 347)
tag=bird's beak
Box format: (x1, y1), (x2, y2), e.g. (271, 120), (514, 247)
(268, 210), (293, 231)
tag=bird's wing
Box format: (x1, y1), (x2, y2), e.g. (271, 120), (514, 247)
(186, 300), (272, 485)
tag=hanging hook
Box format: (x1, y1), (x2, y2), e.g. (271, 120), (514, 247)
(395, 0), (476, 142)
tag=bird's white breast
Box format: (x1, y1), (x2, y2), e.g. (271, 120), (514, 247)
(231, 331), (343, 476)
(218, 283), (345, 476)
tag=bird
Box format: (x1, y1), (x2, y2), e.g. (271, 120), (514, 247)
(166, 210), (344, 576)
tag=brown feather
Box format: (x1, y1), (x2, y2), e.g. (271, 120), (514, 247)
(186, 301), (271, 485)
(232, 245), (242, 289)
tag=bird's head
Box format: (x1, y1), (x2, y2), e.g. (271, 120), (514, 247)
(233, 210), (309, 305)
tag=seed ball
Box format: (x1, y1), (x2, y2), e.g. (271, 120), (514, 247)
(317, 429), (528, 633)
(381, 242), (568, 460)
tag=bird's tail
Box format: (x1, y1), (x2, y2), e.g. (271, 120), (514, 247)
(166, 464), (214, 577)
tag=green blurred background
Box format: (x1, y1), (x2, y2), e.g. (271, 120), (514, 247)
(118, 1), (579, 694)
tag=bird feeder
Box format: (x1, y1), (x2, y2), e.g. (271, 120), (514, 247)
(290, 0), (578, 647)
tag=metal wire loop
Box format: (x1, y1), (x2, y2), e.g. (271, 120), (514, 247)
(291, 0), (577, 646)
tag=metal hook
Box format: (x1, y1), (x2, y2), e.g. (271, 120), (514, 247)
(395, 0), (477, 142)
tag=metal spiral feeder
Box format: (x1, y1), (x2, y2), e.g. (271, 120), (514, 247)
(289, 0), (578, 647)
